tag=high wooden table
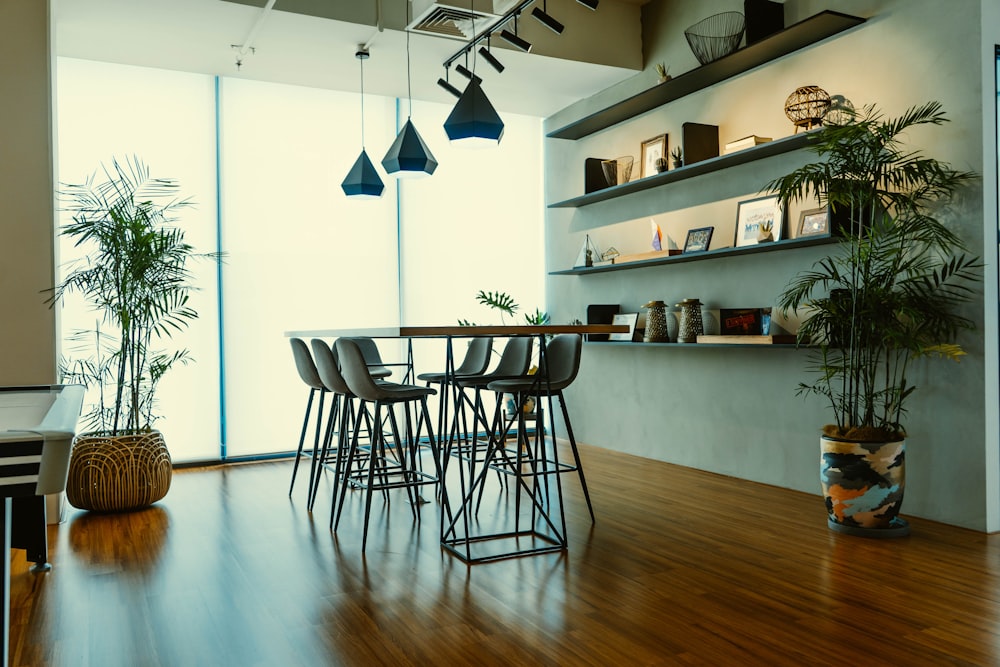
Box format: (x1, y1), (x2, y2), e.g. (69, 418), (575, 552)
(284, 325), (625, 563)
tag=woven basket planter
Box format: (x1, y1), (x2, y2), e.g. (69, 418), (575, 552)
(66, 430), (172, 512)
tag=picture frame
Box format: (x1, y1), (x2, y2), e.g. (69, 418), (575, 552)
(640, 134), (668, 179)
(683, 226), (714, 253)
(609, 312), (639, 341)
(734, 195), (784, 247)
(797, 206), (831, 237)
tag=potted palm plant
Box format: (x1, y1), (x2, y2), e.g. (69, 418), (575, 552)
(51, 156), (219, 511)
(768, 102), (981, 536)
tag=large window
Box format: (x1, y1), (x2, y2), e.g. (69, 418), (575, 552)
(56, 59), (222, 462)
(56, 58), (545, 462)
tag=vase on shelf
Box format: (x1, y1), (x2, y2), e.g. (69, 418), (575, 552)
(676, 298), (704, 343)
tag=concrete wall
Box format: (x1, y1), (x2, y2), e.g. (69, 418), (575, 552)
(0, 0), (57, 385)
(543, 0), (994, 530)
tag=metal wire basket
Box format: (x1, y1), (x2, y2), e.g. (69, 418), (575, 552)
(684, 12), (746, 65)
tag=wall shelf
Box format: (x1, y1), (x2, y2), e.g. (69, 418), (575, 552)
(584, 341), (803, 349)
(545, 10), (866, 141)
(550, 235), (836, 276)
(548, 132), (815, 209)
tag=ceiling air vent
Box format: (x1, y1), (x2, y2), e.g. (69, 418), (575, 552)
(408, 2), (505, 41)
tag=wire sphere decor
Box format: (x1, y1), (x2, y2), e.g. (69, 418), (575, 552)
(784, 85), (832, 131)
(684, 12), (746, 65)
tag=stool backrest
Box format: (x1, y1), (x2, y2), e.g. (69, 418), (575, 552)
(456, 337), (493, 375)
(290, 338), (325, 391)
(310, 339), (352, 396)
(538, 334), (583, 389)
(342, 336), (392, 378)
(334, 338), (386, 402)
(492, 336), (533, 377)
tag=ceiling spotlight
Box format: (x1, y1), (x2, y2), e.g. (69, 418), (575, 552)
(499, 28), (532, 53)
(532, 4), (564, 34)
(437, 77), (462, 98)
(576, 0), (598, 10)
(455, 64), (483, 84)
(478, 45), (505, 73)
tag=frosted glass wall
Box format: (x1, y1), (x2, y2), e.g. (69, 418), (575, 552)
(55, 58), (222, 462)
(218, 78), (400, 458)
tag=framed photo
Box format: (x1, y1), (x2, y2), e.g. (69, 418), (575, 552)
(683, 226), (714, 253)
(720, 308), (763, 335)
(640, 134), (668, 178)
(609, 312), (639, 341)
(797, 206), (831, 237)
(734, 195), (784, 247)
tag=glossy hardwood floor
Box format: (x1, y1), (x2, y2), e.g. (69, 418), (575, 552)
(9, 443), (1000, 666)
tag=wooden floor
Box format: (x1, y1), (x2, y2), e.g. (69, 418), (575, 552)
(9, 443), (1000, 666)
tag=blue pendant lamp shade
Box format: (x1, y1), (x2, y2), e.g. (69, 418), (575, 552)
(382, 19), (437, 178)
(382, 119), (438, 176)
(342, 47), (385, 198)
(444, 78), (504, 146)
(342, 149), (385, 197)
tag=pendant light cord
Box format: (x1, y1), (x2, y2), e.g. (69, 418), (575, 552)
(406, 6), (413, 119)
(360, 54), (366, 149)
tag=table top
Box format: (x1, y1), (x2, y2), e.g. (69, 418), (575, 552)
(284, 324), (628, 338)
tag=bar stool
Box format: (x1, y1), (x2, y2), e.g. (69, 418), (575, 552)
(308, 339), (373, 514)
(332, 338), (439, 552)
(487, 334), (594, 523)
(416, 336), (492, 456)
(452, 336), (533, 472)
(342, 336), (394, 380)
(288, 338), (328, 498)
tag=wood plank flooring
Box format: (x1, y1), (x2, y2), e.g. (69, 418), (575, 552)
(8, 443), (1000, 666)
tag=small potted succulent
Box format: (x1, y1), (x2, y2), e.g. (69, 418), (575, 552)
(670, 146), (683, 169)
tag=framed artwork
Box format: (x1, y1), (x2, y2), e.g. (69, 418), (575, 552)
(609, 312), (639, 341)
(640, 134), (668, 178)
(683, 226), (714, 253)
(734, 195), (783, 247)
(797, 206), (831, 237)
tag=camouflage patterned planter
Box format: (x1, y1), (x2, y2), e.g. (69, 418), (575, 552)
(820, 435), (910, 537)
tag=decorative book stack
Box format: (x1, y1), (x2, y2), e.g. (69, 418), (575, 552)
(722, 135), (772, 154)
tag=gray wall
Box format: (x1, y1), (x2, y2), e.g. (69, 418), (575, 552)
(543, 0), (994, 530)
(0, 0), (57, 385)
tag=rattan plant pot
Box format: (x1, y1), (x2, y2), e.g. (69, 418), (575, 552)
(66, 430), (172, 512)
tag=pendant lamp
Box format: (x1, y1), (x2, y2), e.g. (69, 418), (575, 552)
(443, 78), (504, 146)
(342, 48), (385, 198)
(443, 0), (504, 147)
(382, 8), (437, 177)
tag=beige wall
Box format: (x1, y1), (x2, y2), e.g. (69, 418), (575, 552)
(543, 0), (995, 530)
(0, 0), (57, 385)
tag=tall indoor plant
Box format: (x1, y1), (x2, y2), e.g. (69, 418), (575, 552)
(51, 156), (218, 511)
(768, 102), (980, 536)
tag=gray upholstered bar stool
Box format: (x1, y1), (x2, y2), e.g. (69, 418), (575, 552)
(342, 336), (395, 380)
(487, 334), (595, 523)
(333, 338), (439, 551)
(308, 339), (373, 514)
(451, 336), (533, 476)
(288, 338), (329, 498)
(416, 336), (492, 454)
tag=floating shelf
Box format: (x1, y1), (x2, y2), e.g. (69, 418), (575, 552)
(548, 132), (816, 209)
(584, 341), (803, 349)
(550, 235), (836, 276)
(545, 10), (866, 141)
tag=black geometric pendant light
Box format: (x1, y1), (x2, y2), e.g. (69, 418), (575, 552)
(342, 48), (385, 198)
(382, 3), (437, 177)
(443, 78), (504, 146)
